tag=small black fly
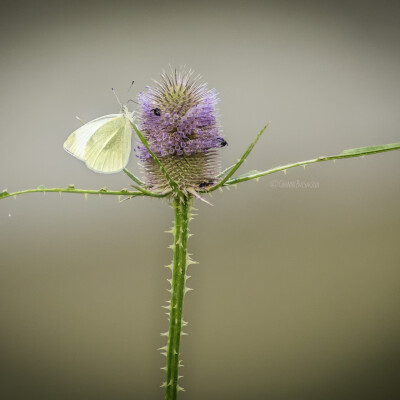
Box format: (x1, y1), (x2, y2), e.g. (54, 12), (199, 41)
(217, 137), (228, 147)
(199, 180), (215, 188)
(152, 108), (161, 116)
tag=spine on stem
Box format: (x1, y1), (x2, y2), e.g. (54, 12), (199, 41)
(163, 195), (194, 400)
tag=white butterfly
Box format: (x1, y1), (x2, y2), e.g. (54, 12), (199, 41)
(64, 104), (134, 173)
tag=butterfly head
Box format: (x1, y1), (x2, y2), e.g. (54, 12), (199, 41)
(121, 104), (129, 115)
(120, 104), (135, 122)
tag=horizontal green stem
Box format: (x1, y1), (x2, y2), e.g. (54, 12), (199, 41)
(131, 184), (172, 198)
(224, 142), (400, 186)
(0, 186), (145, 200)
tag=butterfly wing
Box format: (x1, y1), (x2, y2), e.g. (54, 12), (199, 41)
(84, 115), (132, 173)
(64, 114), (121, 161)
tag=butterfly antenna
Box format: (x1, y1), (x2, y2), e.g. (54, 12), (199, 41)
(111, 88), (122, 107)
(75, 116), (86, 125)
(127, 99), (139, 105)
(129, 80), (135, 92)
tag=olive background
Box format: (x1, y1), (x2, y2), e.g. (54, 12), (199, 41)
(0, 0), (399, 399)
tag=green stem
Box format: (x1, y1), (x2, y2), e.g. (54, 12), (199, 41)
(123, 168), (146, 186)
(223, 142), (400, 186)
(164, 195), (192, 399)
(0, 187), (144, 200)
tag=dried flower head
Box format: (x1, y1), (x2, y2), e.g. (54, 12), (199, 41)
(136, 68), (226, 191)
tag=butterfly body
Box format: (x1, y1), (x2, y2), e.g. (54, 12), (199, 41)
(64, 105), (134, 173)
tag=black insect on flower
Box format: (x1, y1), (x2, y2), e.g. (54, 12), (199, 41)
(217, 137), (228, 147)
(198, 180), (216, 188)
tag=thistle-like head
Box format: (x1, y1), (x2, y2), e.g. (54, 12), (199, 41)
(136, 68), (226, 191)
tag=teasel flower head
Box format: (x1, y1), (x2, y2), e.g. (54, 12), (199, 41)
(136, 68), (226, 192)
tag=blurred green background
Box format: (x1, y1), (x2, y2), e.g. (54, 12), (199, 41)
(0, 0), (399, 399)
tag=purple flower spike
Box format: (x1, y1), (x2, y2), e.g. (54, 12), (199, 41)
(136, 68), (226, 190)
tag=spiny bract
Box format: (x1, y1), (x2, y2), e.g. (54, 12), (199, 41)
(136, 68), (226, 191)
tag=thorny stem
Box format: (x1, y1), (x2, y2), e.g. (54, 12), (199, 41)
(0, 187), (145, 200)
(164, 195), (193, 400)
(223, 142), (400, 186)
